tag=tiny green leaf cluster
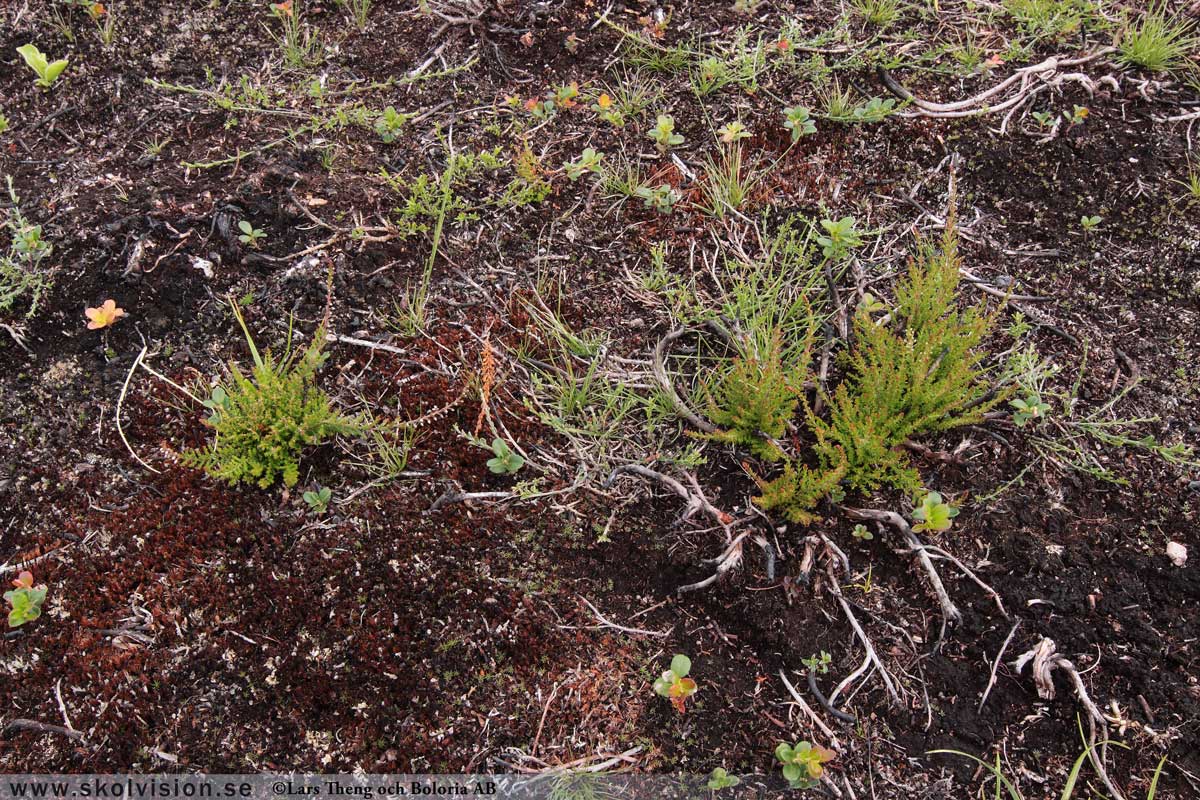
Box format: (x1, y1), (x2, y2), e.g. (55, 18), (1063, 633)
(911, 491), (959, 533)
(653, 653), (697, 713)
(486, 438), (525, 475)
(16, 44), (68, 90)
(775, 740), (835, 789)
(5, 572), (47, 628)
(701, 333), (802, 462)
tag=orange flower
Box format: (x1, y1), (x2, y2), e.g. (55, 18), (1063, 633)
(523, 98), (539, 111)
(88, 2), (107, 19)
(596, 93), (612, 109)
(12, 571), (34, 590)
(272, 0), (293, 17)
(85, 299), (126, 330)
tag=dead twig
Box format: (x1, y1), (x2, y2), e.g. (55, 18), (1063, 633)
(651, 328), (717, 434)
(979, 619), (1021, 713)
(2, 718), (87, 743)
(842, 507), (963, 641)
(1013, 637), (1126, 800)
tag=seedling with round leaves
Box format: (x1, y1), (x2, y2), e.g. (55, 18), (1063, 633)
(303, 485), (332, 514)
(782, 105), (816, 141)
(374, 106), (411, 144)
(653, 653), (698, 713)
(5, 571), (48, 628)
(16, 44), (69, 90)
(718, 121), (750, 143)
(817, 216), (863, 260)
(634, 184), (680, 213)
(706, 768), (740, 790)
(912, 491), (959, 533)
(238, 220), (267, 248)
(775, 741), (835, 789)
(1010, 393), (1051, 427)
(486, 438), (525, 475)
(564, 148), (604, 181)
(647, 114), (684, 152)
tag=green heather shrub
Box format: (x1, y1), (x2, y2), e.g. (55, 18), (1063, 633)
(810, 215), (1000, 492)
(184, 301), (361, 488)
(702, 332), (803, 461)
(751, 450), (846, 524)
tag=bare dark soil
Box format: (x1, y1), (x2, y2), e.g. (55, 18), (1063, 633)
(2, 1), (1199, 797)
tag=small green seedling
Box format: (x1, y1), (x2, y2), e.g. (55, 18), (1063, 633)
(653, 653), (697, 713)
(912, 491), (959, 533)
(634, 184), (680, 213)
(817, 216), (863, 260)
(303, 486), (332, 514)
(374, 106), (410, 143)
(647, 114), (684, 152)
(551, 82), (579, 108)
(16, 44), (69, 90)
(802, 650), (831, 674)
(1031, 110), (1054, 127)
(851, 523), (873, 541)
(201, 385), (231, 424)
(1070, 105), (1089, 125)
(718, 121), (750, 143)
(857, 292), (887, 314)
(590, 93), (624, 127)
(1010, 393), (1051, 426)
(775, 741), (835, 789)
(0, 114), (9, 135)
(564, 148), (603, 180)
(237, 220), (267, 247)
(705, 768), (740, 791)
(851, 97), (896, 122)
(486, 438), (524, 475)
(782, 105), (816, 140)
(1080, 214), (1102, 232)
(5, 571), (48, 628)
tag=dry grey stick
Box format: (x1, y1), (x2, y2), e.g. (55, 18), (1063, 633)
(979, 619), (1021, 713)
(651, 328), (717, 434)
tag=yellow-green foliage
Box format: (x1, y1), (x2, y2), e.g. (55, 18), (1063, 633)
(184, 304), (361, 488)
(751, 448), (847, 524)
(702, 332), (803, 461)
(810, 218), (998, 492)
